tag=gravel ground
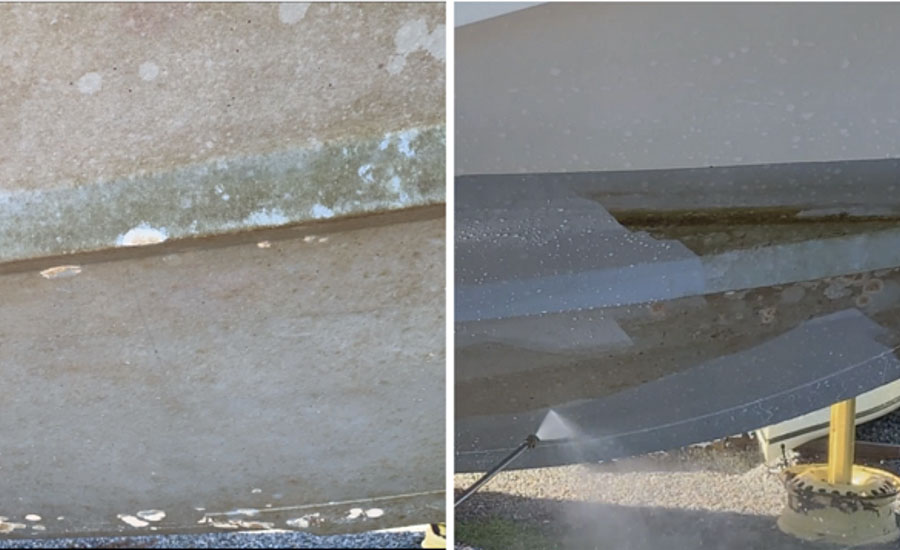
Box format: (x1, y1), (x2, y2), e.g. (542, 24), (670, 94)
(857, 409), (900, 444)
(857, 408), (900, 472)
(455, 420), (900, 550)
(456, 445), (785, 520)
(0, 530), (424, 549)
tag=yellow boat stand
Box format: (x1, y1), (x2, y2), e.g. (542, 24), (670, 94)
(421, 523), (446, 549)
(778, 398), (900, 545)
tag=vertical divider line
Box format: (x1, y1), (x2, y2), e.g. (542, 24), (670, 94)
(445, 1), (456, 547)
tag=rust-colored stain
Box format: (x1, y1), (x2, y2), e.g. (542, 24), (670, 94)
(608, 207), (900, 255)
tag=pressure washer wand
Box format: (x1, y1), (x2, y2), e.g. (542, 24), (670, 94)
(455, 434), (540, 507)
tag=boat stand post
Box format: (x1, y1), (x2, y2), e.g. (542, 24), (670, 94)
(827, 398), (855, 485)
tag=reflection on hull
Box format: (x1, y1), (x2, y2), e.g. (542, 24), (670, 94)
(456, 160), (900, 472)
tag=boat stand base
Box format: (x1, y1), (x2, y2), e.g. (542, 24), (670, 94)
(777, 464), (900, 546)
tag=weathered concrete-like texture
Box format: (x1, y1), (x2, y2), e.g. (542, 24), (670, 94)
(0, 3), (445, 262)
(0, 214), (445, 537)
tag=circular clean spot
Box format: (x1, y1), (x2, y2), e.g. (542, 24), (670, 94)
(139, 62), (160, 81)
(77, 72), (102, 95)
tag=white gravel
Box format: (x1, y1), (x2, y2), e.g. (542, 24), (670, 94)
(455, 428), (900, 549)
(857, 409), (900, 472)
(456, 445), (785, 518)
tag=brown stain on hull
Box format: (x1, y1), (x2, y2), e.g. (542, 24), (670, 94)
(608, 207), (900, 255)
(0, 204), (443, 277)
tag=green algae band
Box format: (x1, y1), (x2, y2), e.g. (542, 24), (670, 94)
(0, 124), (444, 264)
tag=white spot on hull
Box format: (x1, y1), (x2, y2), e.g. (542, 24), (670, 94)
(357, 163), (374, 183)
(278, 3), (310, 24)
(117, 514), (149, 528)
(139, 62), (160, 81)
(386, 19), (445, 74)
(287, 517), (309, 528)
(117, 224), (168, 247)
(77, 72), (102, 95)
(136, 510), (166, 522)
(244, 208), (289, 227)
(396, 129), (419, 158)
(311, 204), (334, 219)
(286, 513), (320, 529)
(40, 265), (81, 279)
